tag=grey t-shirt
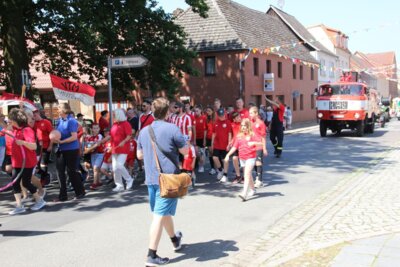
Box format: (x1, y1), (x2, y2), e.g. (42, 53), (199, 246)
(137, 120), (186, 185)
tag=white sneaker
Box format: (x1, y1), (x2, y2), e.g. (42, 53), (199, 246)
(209, 169), (217, 175)
(220, 175), (228, 183)
(217, 171), (224, 180)
(31, 198), (46, 211)
(198, 166), (205, 173)
(21, 197), (33, 204)
(126, 179), (134, 190)
(9, 205), (26, 215)
(248, 189), (256, 197)
(254, 180), (264, 188)
(112, 186), (124, 192)
(238, 193), (246, 201)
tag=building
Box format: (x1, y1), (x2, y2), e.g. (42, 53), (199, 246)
(307, 24), (351, 82)
(175, 0), (320, 122)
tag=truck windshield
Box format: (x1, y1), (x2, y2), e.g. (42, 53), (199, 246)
(319, 84), (364, 96)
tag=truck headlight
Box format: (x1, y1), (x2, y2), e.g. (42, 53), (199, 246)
(318, 113), (323, 118)
(354, 113), (360, 119)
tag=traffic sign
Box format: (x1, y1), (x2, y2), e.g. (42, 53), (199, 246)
(110, 55), (148, 69)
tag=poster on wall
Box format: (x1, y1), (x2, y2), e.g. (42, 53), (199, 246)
(264, 73), (274, 92)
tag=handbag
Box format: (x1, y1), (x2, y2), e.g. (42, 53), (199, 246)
(149, 126), (191, 198)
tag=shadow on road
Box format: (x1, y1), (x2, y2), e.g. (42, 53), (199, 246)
(0, 230), (64, 237)
(170, 239), (238, 263)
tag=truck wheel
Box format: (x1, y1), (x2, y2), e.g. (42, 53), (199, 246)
(320, 121), (327, 137)
(369, 115), (375, 134)
(356, 120), (364, 137)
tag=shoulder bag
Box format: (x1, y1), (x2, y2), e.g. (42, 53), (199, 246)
(149, 126), (191, 198)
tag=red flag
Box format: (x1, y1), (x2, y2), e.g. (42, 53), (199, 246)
(50, 74), (96, 105)
(0, 92), (37, 111)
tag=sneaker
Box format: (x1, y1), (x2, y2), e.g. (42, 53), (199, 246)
(90, 183), (99, 190)
(173, 231), (183, 251)
(217, 171), (224, 180)
(112, 185), (124, 192)
(209, 169), (217, 175)
(232, 176), (242, 184)
(248, 189), (256, 197)
(31, 198), (46, 211)
(9, 205), (26, 215)
(126, 179), (134, 190)
(254, 180), (264, 188)
(220, 175), (228, 183)
(145, 255), (170, 266)
(238, 193), (247, 201)
(21, 197), (33, 204)
(198, 166), (204, 173)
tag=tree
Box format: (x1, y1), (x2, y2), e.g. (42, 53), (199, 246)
(0, 0), (209, 99)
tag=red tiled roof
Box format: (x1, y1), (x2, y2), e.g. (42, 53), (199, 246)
(365, 51), (396, 66)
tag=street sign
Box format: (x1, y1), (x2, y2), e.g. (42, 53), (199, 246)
(110, 55), (148, 69)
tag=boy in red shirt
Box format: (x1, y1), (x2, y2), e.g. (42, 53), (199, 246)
(228, 112), (243, 183)
(211, 108), (232, 183)
(100, 128), (113, 184)
(193, 105), (206, 173)
(126, 130), (137, 178)
(85, 124), (104, 190)
(182, 140), (196, 187)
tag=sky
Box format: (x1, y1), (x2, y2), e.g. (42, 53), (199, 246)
(157, 0), (400, 70)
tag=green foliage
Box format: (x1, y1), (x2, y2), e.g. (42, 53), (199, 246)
(0, 0), (208, 99)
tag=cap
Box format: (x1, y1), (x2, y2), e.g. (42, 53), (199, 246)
(217, 108), (225, 117)
(77, 113), (84, 118)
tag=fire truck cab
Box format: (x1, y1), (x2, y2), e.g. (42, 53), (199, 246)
(316, 78), (379, 137)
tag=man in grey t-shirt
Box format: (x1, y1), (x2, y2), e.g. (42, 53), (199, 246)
(137, 97), (188, 266)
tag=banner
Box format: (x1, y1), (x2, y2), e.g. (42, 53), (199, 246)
(0, 92), (37, 111)
(50, 74), (96, 105)
(264, 73), (274, 92)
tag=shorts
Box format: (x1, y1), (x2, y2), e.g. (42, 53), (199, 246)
(205, 139), (212, 147)
(83, 153), (91, 164)
(196, 139), (205, 148)
(256, 150), (263, 162)
(213, 149), (227, 158)
(41, 150), (51, 165)
(232, 150), (239, 157)
(2, 154), (11, 171)
(91, 153), (104, 168)
(240, 158), (256, 168)
(101, 162), (112, 171)
(148, 184), (178, 216)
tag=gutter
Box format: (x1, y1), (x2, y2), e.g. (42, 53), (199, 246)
(239, 48), (252, 97)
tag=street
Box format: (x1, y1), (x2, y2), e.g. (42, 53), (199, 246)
(0, 120), (399, 267)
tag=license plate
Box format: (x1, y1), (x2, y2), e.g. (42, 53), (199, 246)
(329, 101), (348, 110)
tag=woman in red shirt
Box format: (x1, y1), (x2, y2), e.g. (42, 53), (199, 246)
(205, 107), (216, 175)
(109, 108), (134, 192)
(224, 118), (263, 201)
(7, 108), (46, 215)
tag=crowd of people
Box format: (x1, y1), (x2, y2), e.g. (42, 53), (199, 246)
(0, 96), (293, 265)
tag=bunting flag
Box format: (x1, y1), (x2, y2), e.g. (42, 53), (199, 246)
(50, 74), (96, 106)
(0, 92), (37, 111)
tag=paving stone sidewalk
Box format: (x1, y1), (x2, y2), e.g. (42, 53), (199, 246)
(222, 143), (400, 267)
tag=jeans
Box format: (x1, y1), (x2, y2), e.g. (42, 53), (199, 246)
(56, 149), (85, 200)
(112, 154), (132, 188)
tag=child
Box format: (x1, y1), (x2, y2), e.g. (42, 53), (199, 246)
(86, 124), (104, 190)
(224, 118), (263, 201)
(126, 130), (137, 179)
(182, 141), (196, 188)
(100, 128), (113, 184)
(81, 126), (92, 181)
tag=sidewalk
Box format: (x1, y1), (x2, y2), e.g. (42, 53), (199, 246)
(223, 142), (400, 267)
(284, 120), (318, 135)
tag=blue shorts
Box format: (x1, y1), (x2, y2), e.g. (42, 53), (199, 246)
(91, 153), (104, 168)
(148, 185), (178, 216)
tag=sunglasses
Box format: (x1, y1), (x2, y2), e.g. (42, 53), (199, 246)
(174, 106), (180, 109)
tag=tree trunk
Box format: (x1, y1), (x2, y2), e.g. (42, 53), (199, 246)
(1, 0), (31, 99)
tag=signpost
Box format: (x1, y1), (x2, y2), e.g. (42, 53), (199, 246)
(107, 55), (149, 125)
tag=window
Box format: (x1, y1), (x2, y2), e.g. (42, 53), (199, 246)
(320, 59), (326, 77)
(292, 64), (296, 79)
(253, 58), (259, 76)
(311, 66), (314, 80)
(300, 65), (303, 80)
(311, 94), (315, 109)
(266, 60), (272, 73)
(278, 62), (282, 78)
(205, 56), (216, 76)
(300, 94), (304, 110)
(329, 62), (335, 78)
(292, 97), (297, 111)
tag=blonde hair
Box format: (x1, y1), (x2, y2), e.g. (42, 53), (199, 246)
(238, 118), (254, 137)
(113, 108), (127, 122)
(152, 97), (169, 120)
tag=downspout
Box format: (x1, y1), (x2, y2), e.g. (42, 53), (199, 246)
(239, 48), (252, 98)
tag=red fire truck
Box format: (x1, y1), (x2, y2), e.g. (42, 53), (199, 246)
(316, 72), (380, 137)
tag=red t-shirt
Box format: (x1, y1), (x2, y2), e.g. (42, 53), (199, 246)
(236, 108), (249, 120)
(88, 134), (104, 153)
(274, 104), (285, 123)
(11, 127), (38, 168)
(231, 121), (241, 140)
(99, 117), (109, 132)
(110, 121), (132, 154)
(206, 120), (214, 140)
(172, 113), (193, 137)
(194, 115), (207, 140)
(5, 134), (13, 156)
(182, 145), (196, 171)
(213, 119), (232, 150)
(126, 138), (137, 162)
(34, 119), (53, 149)
(139, 112), (154, 130)
(233, 134), (260, 160)
(251, 118), (267, 139)
(103, 141), (112, 163)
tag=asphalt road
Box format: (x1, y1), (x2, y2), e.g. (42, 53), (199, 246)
(0, 119), (398, 267)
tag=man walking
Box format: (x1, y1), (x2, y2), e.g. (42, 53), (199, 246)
(137, 97), (188, 266)
(266, 97), (285, 158)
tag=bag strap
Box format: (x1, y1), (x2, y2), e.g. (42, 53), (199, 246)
(149, 134), (163, 173)
(148, 125), (181, 171)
